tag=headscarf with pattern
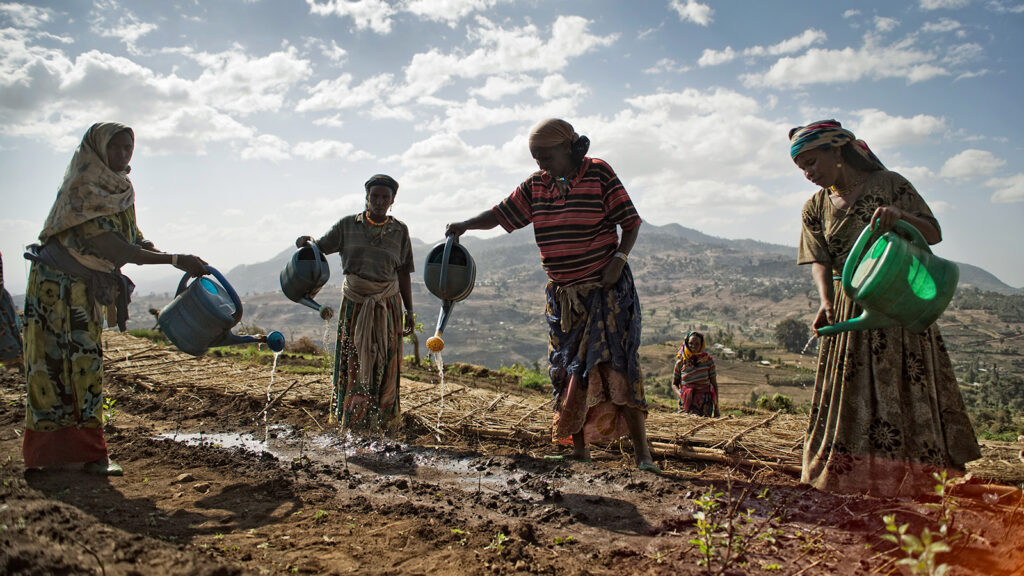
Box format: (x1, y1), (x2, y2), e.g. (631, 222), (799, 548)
(788, 119), (884, 170)
(678, 331), (709, 366)
(39, 122), (136, 243)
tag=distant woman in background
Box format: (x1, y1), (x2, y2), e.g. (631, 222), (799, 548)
(671, 331), (718, 417)
(296, 174), (415, 433)
(445, 118), (658, 473)
(790, 119), (980, 497)
(23, 122), (207, 475)
(1, 253), (24, 366)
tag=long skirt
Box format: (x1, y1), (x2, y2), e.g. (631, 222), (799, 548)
(22, 262), (108, 468)
(802, 279), (981, 497)
(547, 265), (647, 444)
(331, 293), (403, 433)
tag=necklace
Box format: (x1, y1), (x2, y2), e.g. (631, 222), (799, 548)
(364, 211), (389, 226)
(829, 174), (866, 197)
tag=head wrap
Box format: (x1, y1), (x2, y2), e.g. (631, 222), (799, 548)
(788, 119), (884, 170)
(528, 118), (579, 148)
(364, 174), (399, 196)
(679, 331), (708, 365)
(39, 122), (136, 243)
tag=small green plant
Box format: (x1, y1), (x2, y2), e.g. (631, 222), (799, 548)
(102, 397), (118, 426)
(688, 482), (782, 576)
(553, 535), (576, 546)
(498, 363), (548, 392)
(484, 532), (509, 552)
(313, 510), (329, 522)
(880, 514), (950, 576)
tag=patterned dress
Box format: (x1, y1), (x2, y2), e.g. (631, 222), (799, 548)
(22, 209), (141, 468)
(798, 170), (980, 497)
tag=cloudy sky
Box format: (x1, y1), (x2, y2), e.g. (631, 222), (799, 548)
(1, 0), (1022, 295)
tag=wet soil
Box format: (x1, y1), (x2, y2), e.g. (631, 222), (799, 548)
(2, 356), (1023, 575)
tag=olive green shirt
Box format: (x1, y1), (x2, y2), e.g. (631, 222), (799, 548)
(316, 213), (414, 282)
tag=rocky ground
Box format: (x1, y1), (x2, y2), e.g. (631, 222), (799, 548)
(1, 346), (1023, 575)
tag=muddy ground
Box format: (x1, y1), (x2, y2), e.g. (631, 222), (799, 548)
(2, 346), (1024, 575)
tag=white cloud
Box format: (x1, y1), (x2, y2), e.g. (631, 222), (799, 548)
(940, 149), (1006, 179)
(240, 133), (291, 162)
(394, 16), (616, 103)
(698, 46), (736, 67)
(293, 139), (374, 161)
(742, 36), (950, 88)
(874, 16), (900, 32)
(0, 2), (52, 27)
(642, 57), (690, 75)
(297, 72), (395, 112)
(537, 74), (586, 100)
(843, 9), (861, 18)
(922, 17), (962, 32)
(851, 109), (948, 149)
(187, 44), (313, 116)
(987, 173), (1024, 203)
(90, 1), (158, 54)
(920, 0), (971, 9)
(943, 42), (983, 66)
(669, 0), (713, 26)
(470, 74), (536, 101)
(306, 0), (395, 34)
(987, 1), (1024, 13)
(403, 0), (508, 26)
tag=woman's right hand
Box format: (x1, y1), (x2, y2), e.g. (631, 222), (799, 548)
(445, 221), (467, 240)
(174, 254), (208, 277)
(295, 235), (314, 248)
(813, 301), (835, 330)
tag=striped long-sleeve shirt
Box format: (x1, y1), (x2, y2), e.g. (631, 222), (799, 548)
(492, 157), (641, 286)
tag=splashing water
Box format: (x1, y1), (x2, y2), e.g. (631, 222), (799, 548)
(800, 334), (819, 356)
(264, 350), (282, 443)
(431, 350), (445, 430)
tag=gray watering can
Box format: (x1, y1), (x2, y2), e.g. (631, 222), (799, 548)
(423, 236), (476, 352)
(159, 266), (284, 356)
(280, 240), (331, 314)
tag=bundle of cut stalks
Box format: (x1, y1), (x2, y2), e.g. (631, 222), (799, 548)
(102, 331), (1024, 484)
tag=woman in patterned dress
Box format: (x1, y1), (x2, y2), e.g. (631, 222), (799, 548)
(296, 175), (415, 433)
(445, 118), (658, 473)
(790, 119), (980, 497)
(22, 122), (207, 475)
(671, 331), (719, 417)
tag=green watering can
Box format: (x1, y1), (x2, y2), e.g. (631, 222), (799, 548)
(817, 220), (958, 336)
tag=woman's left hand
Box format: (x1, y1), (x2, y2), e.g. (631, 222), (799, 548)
(403, 310), (415, 336)
(601, 258), (625, 288)
(869, 205), (904, 233)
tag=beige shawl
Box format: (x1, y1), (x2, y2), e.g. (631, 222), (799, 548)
(343, 274), (400, 387)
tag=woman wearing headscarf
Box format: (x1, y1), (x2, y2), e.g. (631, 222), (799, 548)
(295, 174), (415, 433)
(789, 119), (979, 497)
(22, 122), (207, 475)
(445, 119), (658, 473)
(671, 331), (718, 417)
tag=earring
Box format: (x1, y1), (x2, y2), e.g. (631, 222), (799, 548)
(836, 163), (843, 168)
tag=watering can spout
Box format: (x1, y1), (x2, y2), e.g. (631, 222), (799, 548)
(817, 309), (899, 337)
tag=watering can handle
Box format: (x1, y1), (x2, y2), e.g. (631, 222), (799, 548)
(174, 266), (244, 323)
(840, 219), (932, 297)
(301, 239), (326, 283)
(440, 235), (455, 298)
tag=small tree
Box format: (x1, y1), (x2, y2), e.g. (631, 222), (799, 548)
(403, 313), (425, 365)
(774, 317), (809, 353)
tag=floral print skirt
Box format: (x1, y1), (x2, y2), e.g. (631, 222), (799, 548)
(802, 280), (981, 497)
(22, 262), (109, 468)
(331, 293), (403, 434)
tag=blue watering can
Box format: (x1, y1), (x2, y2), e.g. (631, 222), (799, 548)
(159, 266), (285, 356)
(817, 220), (958, 336)
(280, 241), (331, 315)
(422, 236), (476, 352)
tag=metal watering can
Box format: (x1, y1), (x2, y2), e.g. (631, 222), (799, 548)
(422, 236), (477, 351)
(817, 220), (958, 336)
(280, 241), (331, 314)
(159, 266), (285, 356)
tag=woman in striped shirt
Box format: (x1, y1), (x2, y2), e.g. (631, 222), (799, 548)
(671, 331), (719, 417)
(445, 118), (658, 473)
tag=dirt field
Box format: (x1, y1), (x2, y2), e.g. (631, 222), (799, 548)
(2, 333), (1023, 576)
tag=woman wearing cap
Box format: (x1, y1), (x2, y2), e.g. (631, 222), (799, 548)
(22, 122), (208, 475)
(445, 119), (658, 473)
(789, 119), (979, 497)
(296, 175), (414, 433)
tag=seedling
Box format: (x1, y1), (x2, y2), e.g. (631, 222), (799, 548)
(485, 532), (509, 552)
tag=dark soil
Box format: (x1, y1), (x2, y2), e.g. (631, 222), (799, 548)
(2, 356), (1023, 576)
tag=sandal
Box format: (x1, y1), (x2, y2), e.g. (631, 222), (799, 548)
(638, 462), (662, 475)
(84, 458), (124, 476)
(543, 454), (592, 463)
